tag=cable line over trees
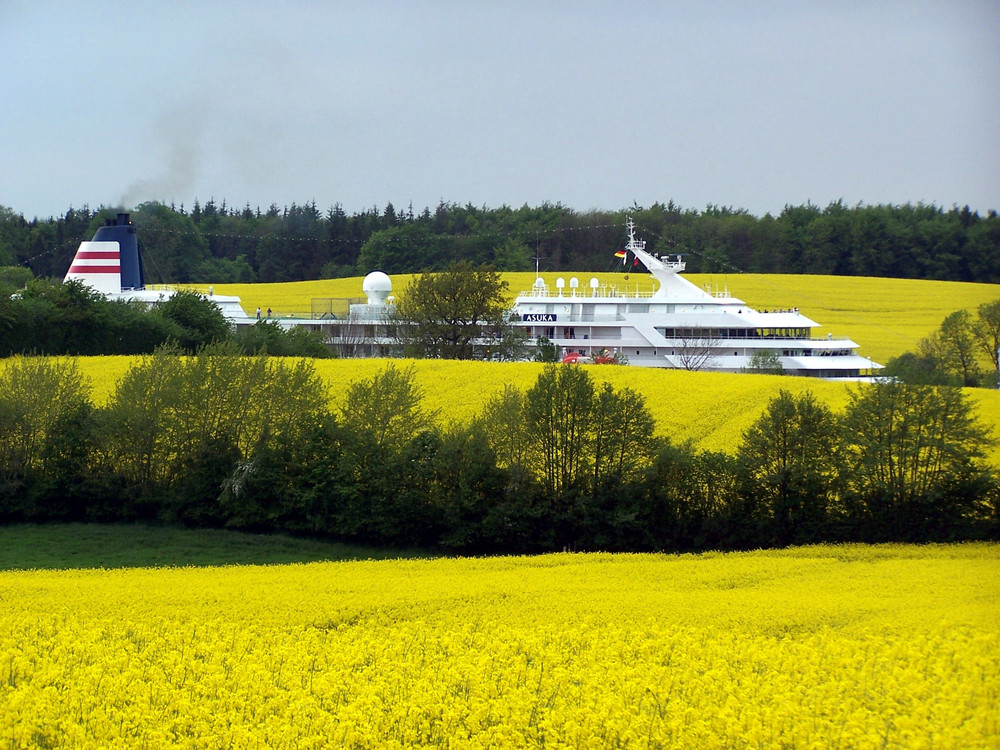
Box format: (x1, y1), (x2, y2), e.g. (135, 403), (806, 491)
(2, 200), (998, 285)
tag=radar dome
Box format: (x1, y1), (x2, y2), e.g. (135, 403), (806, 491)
(362, 271), (392, 305)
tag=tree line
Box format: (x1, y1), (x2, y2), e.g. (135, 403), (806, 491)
(885, 297), (1000, 388)
(3, 198), (998, 285)
(2, 353), (995, 552)
(0, 274), (328, 358)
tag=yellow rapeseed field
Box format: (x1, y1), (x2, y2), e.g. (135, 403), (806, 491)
(1, 544), (997, 748)
(192, 273), (1000, 364)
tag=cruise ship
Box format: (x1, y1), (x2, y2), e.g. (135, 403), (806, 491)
(64, 214), (879, 377)
(511, 219), (880, 377)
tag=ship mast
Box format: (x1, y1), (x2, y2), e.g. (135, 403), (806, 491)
(625, 216), (685, 274)
(626, 216), (646, 256)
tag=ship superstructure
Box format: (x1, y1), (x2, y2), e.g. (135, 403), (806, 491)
(511, 219), (879, 377)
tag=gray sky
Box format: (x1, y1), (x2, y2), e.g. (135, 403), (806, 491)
(3, 0), (998, 220)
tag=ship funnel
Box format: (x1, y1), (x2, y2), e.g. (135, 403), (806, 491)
(64, 212), (144, 294)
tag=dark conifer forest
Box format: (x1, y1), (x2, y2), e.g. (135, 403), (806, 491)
(2, 199), (998, 284)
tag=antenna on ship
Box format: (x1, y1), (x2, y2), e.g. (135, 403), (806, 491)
(625, 216), (646, 256)
(623, 216), (646, 282)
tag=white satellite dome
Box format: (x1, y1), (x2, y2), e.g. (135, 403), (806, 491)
(362, 271), (392, 305)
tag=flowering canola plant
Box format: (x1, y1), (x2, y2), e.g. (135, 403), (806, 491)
(2, 544), (998, 748)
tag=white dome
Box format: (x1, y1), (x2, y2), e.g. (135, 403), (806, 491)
(362, 271), (392, 305)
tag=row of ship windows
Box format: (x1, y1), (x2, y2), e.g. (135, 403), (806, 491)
(528, 326), (856, 357)
(526, 327), (817, 341)
(531, 327), (614, 340)
(655, 328), (812, 339)
(533, 304), (653, 314)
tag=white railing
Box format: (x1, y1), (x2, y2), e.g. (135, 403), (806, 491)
(517, 287), (657, 300)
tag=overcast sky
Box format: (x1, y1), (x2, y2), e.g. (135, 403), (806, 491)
(3, 0), (998, 220)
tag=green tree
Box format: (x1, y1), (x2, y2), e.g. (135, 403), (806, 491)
(33, 400), (100, 520)
(524, 364), (596, 500)
(233, 320), (329, 357)
(221, 414), (352, 534)
(532, 336), (561, 363)
(435, 423), (515, 553)
(393, 261), (515, 360)
(195, 254), (257, 283)
(371, 429), (446, 546)
(0, 278), (115, 355)
(481, 367), (657, 548)
(98, 347), (186, 506)
(478, 385), (530, 475)
(919, 310), (984, 386)
(964, 212), (1000, 283)
(736, 390), (841, 545)
(331, 365), (441, 545)
(338, 363), (431, 454)
(492, 238), (533, 271)
(840, 382), (993, 539)
(742, 349), (784, 375)
(356, 224), (444, 274)
(592, 383), (656, 488)
(488, 311), (529, 362)
(0, 357), (92, 518)
(640, 443), (739, 551)
(100, 344), (328, 520)
(881, 352), (958, 386)
(973, 298), (1000, 387)
(0, 207), (22, 266)
(0, 266), (32, 291)
(474, 387), (553, 549)
(0, 279), (56, 354)
(151, 290), (231, 353)
(0, 275), (187, 357)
